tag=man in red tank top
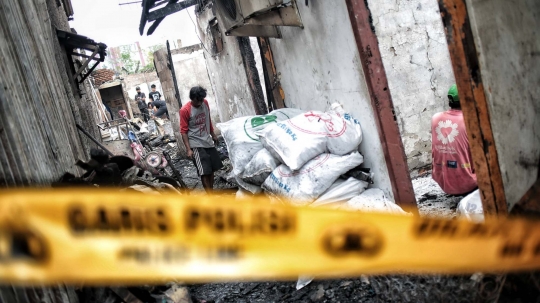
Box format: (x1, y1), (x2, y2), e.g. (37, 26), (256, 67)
(431, 84), (477, 195)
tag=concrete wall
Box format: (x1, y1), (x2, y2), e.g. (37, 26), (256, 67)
(123, 72), (162, 103)
(172, 49), (221, 128)
(465, 0), (540, 208)
(367, 0), (456, 174)
(196, 5), (257, 122)
(122, 72), (162, 117)
(268, 1), (394, 200)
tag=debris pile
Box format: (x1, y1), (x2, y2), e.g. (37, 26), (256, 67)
(53, 148), (184, 193)
(130, 118), (235, 192)
(217, 105), (404, 213)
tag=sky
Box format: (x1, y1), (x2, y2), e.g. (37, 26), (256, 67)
(69, 0), (200, 49)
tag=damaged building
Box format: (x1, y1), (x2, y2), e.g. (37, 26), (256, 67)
(0, 0), (108, 185)
(0, 0), (539, 301)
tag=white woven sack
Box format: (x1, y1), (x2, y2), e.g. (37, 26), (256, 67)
(259, 110), (363, 170)
(262, 152), (364, 205)
(216, 109), (304, 176)
(311, 177), (369, 208)
(242, 148), (281, 185)
(345, 188), (409, 215)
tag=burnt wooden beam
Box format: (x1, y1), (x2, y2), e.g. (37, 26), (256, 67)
(167, 40), (182, 107)
(154, 47), (187, 157)
(238, 37), (268, 115)
(345, 0), (417, 212)
(79, 59), (101, 84)
(257, 37), (285, 110)
(73, 46), (99, 78)
(140, 0), (196, 36)
(438, 0), (507, 216)
(146, 0), (197, 21)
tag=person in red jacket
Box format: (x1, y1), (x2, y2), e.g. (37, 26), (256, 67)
(431, 84), (477, 195)
(180, 86), (223, 192)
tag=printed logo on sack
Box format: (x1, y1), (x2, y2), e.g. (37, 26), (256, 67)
(436, 120), (459, 145)
(322, 224), (383, 258)
(278, 154), (331, 177)
(288, 111), (347, 137)
(244, 115), (278, 141)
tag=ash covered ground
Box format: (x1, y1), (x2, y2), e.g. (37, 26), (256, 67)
(412, 174), (464, 218)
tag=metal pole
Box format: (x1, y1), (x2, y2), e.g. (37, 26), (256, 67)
(76, 124), (114, 157)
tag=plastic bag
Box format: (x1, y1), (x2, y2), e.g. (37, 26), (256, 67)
(216, 109), (304, 176)
(296, 276), (314, 290)
(345, 188), (409, 215)
(235, 176), (263, 195)
(258, 110), (363, 170)
(262, 152), (364, 205)
(242, 148), (281, 185)
(457, 189), (484, 223)
(311, 177), (369, 208)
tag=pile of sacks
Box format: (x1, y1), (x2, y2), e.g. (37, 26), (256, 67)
(217, 104), (407, 213)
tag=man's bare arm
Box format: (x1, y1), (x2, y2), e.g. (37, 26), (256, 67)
(181, 133), (193, 158)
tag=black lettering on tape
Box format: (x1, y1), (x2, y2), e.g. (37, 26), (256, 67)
(68, 205), (170, 234)
(0, 229), (49, 263)
(184, 206), (295, 236)
(322, 225), (383, 258)
(500, 242), (524, 258)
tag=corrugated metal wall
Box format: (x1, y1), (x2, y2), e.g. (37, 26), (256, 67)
(0, 0), (101, 186)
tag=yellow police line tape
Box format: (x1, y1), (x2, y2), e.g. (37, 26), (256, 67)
(0, 189), (538, 285)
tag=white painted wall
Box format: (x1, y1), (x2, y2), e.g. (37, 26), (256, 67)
(268, 1), (394, 200)
(466, 0), (540, 208)
(172, 49), (221, 128)
(367, 0), (456, 174)
(196, 6), (257, 122)
(123, 73), (163, 103)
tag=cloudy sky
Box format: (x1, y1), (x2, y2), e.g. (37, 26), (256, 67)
(69, 0), (200, 49)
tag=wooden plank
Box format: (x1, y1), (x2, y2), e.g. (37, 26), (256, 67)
(257, 37), (285, 110)
(0, 0), (57, 184)
(345, 0), (418, 212)
(154, 47), (187, 157)
(72, 47), (99, 78)
(438, 0), (507, 216)
(237, 37), (267, 115)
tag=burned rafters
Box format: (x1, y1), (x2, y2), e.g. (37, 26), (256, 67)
(138, 0), (199, 36)
(57, 30), (107, 84)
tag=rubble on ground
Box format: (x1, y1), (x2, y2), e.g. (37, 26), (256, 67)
(62, 116), (498, 303)
(412, 174), (464, 218)
(188, 274), (505, 303)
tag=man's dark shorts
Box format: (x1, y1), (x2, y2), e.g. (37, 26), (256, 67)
(192, 147), (224, 176)
(139, 108), (150, 122)
(154, 106), (169, 119)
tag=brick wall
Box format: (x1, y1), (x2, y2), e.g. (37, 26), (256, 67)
(92, 68), (115, 86)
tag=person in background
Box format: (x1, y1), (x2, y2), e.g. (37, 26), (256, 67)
(431, 84), (477, 195)
(134, 86), (149, 122)
(148, 84), (161, 103)
(103, 102), (113, 120)
(180, 86), (222, 192)
(150, 95), (169, 120)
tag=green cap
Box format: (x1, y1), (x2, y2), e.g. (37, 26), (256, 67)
(448, 84), (459, 103)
